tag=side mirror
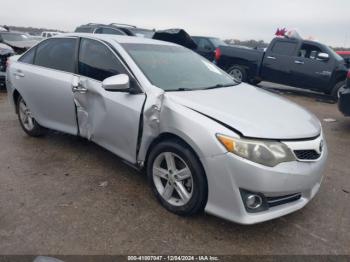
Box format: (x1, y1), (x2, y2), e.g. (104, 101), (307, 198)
(102, 74), (130, 92)
(317, 52), (329, 61)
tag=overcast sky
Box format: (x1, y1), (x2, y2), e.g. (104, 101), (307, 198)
(1, 0), (349, 47)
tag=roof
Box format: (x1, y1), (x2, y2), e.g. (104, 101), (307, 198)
(60, 33), (178, 46)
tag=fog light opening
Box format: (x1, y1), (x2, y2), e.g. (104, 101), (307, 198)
(246, 194), (263, 209)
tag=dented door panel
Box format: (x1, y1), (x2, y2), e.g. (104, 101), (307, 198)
(137, 89), (164, 163)
(73, 77), (146, 164)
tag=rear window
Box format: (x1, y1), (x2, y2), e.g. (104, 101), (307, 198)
(271, 41), (297, 56)
(209, 38), (228, 47)
(95, 27), (125, 35)
(34, 38), (77, 73)
(75, 27), (93, 33)
(128, 28), (155, 38)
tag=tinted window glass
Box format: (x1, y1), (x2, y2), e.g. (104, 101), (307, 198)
(271, 41), (297, 56)
(78, 38), (126, 81)
(197, 38), (213, 50)
(101, 28), (125, 35)
(34, 38), (77, 73)
(75, 27), (93, 33)
(209, 38), (227, 47)
(128, 28), (154, 38)
(298, 44), (322, 59)
(19, 47), (36, 64)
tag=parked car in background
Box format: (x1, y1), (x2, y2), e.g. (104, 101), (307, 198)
(6, 33), (327, 224)
(191, 36), (228, 62)
(41, 31), (60, 38)
(75, 23), (155, 38)
(0, 43), (14, 88)
(0, 31), (39, 54)
(336, 51), (350, 68)
(338, 70), (350, 116)
(210, 37), (348, 99)
(153, 29), (197, 50)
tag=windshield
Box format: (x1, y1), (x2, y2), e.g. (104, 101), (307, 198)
(128, 28), (155, 38)
(209, 38), (228, 47)
(122, 43), (237, 91)
(1, 33), (30, 42)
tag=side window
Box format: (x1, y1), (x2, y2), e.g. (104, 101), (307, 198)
(78, 38), (127, 81)
(197, 38), (213, 50)
(75, 27), (93, 33)
(101, 27), (125, 35)
(34, 38), (77, 73)
(271, 41), (297, 56)
(298, 44), (322, 60)
(19, 47), (36, 64)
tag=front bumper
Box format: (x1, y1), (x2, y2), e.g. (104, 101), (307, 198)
(338, 87), (350, 116)
(202, 141), (327, 224)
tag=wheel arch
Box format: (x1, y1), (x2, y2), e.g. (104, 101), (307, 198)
(144, 132), (205, 170)
(144, 132), (209, 209)
(13, 89), (21, 114)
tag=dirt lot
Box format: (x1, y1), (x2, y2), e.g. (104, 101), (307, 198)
(0, 84), (349, 255)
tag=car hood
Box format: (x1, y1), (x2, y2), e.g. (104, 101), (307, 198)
(3, 39), (38, 49)
(0, 43), (14, 55)
(165, 83), (321, 140)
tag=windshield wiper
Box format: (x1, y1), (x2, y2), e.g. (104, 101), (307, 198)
(167, 87), (194, 92)
(203, 83), (235, 90)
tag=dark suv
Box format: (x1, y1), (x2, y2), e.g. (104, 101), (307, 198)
(74, 23), (155, 38)
(0, 44), (14, 89)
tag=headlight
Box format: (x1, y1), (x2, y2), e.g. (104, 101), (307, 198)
(216, 134), (296, 167)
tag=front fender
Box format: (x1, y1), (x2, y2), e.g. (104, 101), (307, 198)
(137, 95), (239, 162)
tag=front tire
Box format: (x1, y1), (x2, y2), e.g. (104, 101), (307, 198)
(227, 65), (247, 83)
(17, 96), (46, 137)
(330, 81), (346, 100)
(147, 139), (208, 216)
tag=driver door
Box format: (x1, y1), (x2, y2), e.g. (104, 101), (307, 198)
(73, 38), (146, 164)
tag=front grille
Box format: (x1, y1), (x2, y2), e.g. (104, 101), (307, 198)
(266, 193), (301, 208)
(294, 150), (320, 160)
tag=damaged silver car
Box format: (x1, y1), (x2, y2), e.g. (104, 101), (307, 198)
(6, 34), (327, 224)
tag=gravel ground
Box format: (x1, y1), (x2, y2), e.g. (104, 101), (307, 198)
(0, 83), (349, 255)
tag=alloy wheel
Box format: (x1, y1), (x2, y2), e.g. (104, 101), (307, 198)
(19, 99), (35, 131)
(337, 84), (346, 99)
(229, 68), (243, 82)
(152, 152), (194, 207)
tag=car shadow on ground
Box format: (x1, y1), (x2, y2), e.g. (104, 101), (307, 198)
(258, 83), (337, 104)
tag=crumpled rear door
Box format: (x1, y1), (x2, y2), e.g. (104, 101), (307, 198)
(72, 76), (146, 164)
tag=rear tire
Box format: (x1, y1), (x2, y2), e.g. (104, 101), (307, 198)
(249, 79), (261, 86)
(17, 96), (46, 137)
(227, 65), (247, 83)
(330, 81), (346, 100)
(146, 139), (208, 216)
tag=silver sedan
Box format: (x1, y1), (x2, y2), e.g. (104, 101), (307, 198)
(6, 34), (327, 224)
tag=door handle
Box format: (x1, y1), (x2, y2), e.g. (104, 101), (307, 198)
(267, 56), (276, 60)
(294, 60), (304, 65)
(14, 70), (25, 77)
